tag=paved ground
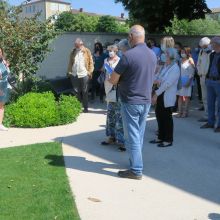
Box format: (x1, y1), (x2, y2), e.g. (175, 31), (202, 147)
(1, 100), (220, 220)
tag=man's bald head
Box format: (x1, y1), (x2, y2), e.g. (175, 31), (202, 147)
(128, 25), (145, 47)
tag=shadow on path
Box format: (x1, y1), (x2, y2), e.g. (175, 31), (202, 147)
(48, 107), (220, 205)
(208, 213), (220, 220)
(45, 155), (120, 177)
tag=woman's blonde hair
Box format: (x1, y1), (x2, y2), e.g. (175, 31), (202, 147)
(161, 36), (175, 48)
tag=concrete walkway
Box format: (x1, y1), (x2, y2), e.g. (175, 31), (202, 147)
(1, 101), (220, 220)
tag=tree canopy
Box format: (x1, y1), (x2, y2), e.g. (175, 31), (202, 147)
(54, 12), (129, 33)
(0, 2), (57, 94)
(115, 0), (211, 33)
(165, 16), (220, 35)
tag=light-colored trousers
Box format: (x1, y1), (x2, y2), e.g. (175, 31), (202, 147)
(200, 75), (208, 118)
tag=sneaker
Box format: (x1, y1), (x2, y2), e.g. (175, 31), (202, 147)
(101, 137), (116, 145)
(118, 169), (142, 180)
(214, 127), (220, 133)
(200, 123), (214, 129)
(198, 106), (204, 111)
(0, 124), (8, 131)
(198, 118), (208, 122)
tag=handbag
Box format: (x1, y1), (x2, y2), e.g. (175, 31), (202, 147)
(177, 76), (182, 90)
(97, 71), (105, 84)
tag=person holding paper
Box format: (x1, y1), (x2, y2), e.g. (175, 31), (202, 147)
(176, 47), (195, 118)
(101, 45), (125, 151)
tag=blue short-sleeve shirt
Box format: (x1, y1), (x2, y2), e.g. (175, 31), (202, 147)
(114, 43), (157, 104)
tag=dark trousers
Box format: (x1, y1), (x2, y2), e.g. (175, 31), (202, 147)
(91, 71), (105, 101)
(207, 79), (220, 127)
(155, 93), (173, 142)
(70, 75), (89, 110)
(194, 71), (202, 101)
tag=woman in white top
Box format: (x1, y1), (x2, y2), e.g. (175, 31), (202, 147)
(176, 47), (195, 117)
(101, 45), (125, 151)
(150, 48), (180, 147)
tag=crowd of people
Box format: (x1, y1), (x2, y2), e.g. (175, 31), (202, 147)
(66, 25), (220, 180)
(1, 24), (220, 180)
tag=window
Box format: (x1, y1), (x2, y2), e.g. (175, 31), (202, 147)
(51, 3), (58, 11)
(32, 5), (36, 13)
(59, 4), (66, 11)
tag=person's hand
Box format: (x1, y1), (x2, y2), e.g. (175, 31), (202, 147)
(88, 73), (92, 79)
(0, 90), (4, 96)
(152, 94), (158, 105)
(5, 60), (10, 67)
(154, 80), (161, 86)
(66, 72), (72, 78)
(185, 78), (193, 88)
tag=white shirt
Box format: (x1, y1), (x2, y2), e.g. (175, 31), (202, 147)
(72, 50), (88, 78)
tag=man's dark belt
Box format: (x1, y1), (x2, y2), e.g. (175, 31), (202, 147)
(206, 76), (220, 81)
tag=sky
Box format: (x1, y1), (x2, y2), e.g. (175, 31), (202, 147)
(8, 0), (220, 17)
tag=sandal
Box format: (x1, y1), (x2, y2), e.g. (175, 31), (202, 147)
(181, 113), (188, 118)
(101, 137), (116, 145)
(149, 139), (163, 144)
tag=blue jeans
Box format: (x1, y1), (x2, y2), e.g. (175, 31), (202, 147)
(120, 102), (151, 175)
(206, 79), (220, 127)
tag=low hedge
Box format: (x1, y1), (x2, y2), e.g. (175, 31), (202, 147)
(4, 92), (82, 128)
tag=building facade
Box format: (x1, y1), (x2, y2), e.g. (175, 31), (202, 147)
(71, 8), (126, 24)
(206, 8), (220, 20)
(20, 0), (71, 21)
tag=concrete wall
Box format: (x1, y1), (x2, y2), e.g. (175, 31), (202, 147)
(37, 32), (218, 79)
(37, 32), (127, 79)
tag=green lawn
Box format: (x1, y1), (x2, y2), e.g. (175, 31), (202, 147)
(0, 142), (80, 220)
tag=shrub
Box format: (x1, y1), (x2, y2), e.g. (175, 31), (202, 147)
(8, 78), (53, 104)
(58, 95), (82, 125)
(4, 92), (81, 128)
(165, 16), (220, 35)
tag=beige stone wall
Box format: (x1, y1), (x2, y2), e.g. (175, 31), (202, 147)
(36, 32), (217, 79)
(21, 1), (70, 21)
(45, 2), (71, 19)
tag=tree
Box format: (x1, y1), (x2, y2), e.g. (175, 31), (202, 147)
(96, 15), (119, 32)
(115, 0), (211, 33)
(0, 3), (57, 94)
(116, 22), (130, 33)
(55, 12), (99, 32)
(165, 16), (220, 35)
(55, 12), (129, 33)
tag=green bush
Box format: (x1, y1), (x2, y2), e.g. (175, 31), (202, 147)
(58, 94), (82, 125)
(8, 77), (53, 104)
(4, 92), (81, 128)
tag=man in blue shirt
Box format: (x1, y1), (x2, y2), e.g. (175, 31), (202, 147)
(109, 25), (157, 180)
(201, 37), (220, 132)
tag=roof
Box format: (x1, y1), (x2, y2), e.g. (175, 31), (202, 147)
(210, 7), (220, 14)
(71, 9), (126, 22)
(23, 0), (71, 6)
